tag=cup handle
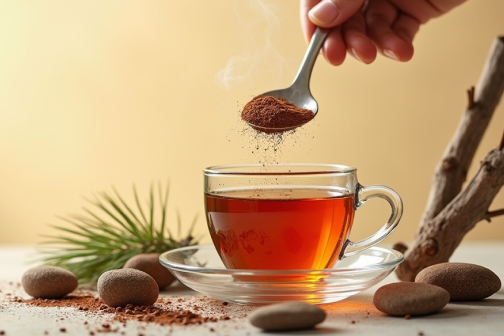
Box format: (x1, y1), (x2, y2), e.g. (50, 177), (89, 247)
(339, 184), (403, 260)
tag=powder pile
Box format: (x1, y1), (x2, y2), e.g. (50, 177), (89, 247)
(0, 280), (253, 335)
(241, 95), (314, 131)
(16, 292), (229, 326)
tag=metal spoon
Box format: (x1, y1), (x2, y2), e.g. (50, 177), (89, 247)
(247, 28), (329, 133)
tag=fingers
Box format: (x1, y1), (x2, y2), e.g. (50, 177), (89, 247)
(300, 0), (427, 65)
(300, 0), (322, 44)
(365, 0), (415, 62)
(388, 0), (442, 23)
(342, 13), (377, 64)
(322, 26), (347, 65)
(392, 13), (420, 50)
(430, 0), (467, 14)
(308, 0), (367, 27)
(301, 0), (366, 66)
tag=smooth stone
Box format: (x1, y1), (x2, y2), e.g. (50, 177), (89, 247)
(373, 282), (450, 316)
(22, 266), (78, 299)
(415, 262), (501, 301)
(97, 268), (159, 307)
(124, 253), (175, 289)
(248, 301), (326, 331)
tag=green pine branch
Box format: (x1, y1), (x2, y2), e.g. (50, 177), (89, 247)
(38, 182), (199, 285)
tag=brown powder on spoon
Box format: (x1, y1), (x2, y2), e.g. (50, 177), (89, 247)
(240, 95), (315, 164)
(241, 95), (315, 132)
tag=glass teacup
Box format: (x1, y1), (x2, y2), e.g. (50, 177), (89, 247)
(204, 164), (402, 271)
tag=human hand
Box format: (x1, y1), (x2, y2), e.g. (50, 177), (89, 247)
(300, 0), (466, 65)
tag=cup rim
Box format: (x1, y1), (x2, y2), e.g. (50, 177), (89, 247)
(203, 163), (356, 176)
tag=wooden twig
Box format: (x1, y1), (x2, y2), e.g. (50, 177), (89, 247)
(392, 242), (408, 254)
(484, 209), (504, 221)
(467, 86), (475, 109)
(396, 36), (504, 281)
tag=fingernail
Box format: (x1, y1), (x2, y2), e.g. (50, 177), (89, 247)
(309, 0), (340, 26)
(350, 48), (363, 63)
(383, 49), (398, 61)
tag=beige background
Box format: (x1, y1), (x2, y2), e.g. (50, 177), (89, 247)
(1, 0), (503, 246)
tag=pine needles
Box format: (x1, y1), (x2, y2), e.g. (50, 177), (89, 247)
(39, 182), (198, 284)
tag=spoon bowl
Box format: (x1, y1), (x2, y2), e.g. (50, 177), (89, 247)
(246, 28), (328, 133)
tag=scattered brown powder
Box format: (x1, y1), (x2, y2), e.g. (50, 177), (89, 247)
(22, 292), (101, 309)
(241, 96), (314, 131)
(16, 292), (228, 326)
(2, 280), (257, 335)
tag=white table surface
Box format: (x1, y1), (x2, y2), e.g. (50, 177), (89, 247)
(1, 243), (503, 335)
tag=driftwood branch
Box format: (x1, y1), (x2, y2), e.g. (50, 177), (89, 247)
(419, 36), (504, 231)
(396, 36), (504, 281)
(396, 149), (504, 280)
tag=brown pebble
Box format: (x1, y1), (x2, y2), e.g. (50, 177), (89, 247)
(415, 262), (501, 301)
(97, 269), (159, 307)
(248, 302), (326, 331)
(373, 282), (449, 316)
(22, 266), (78, 299)
(124, 253), (175, 290)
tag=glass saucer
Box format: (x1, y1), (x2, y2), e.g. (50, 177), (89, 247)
(159, 245), (403, 305)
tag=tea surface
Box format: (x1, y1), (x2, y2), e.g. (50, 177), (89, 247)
(205, 188), (355, 270)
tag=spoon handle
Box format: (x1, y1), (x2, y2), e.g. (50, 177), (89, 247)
(291, 28), (329, 89)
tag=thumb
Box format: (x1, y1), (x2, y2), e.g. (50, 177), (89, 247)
(308, 0), (366, 28)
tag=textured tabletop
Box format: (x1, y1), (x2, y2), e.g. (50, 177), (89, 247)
(1, 243), (503, 336)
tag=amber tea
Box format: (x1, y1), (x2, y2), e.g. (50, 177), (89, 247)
(206, 188), (355, 270)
